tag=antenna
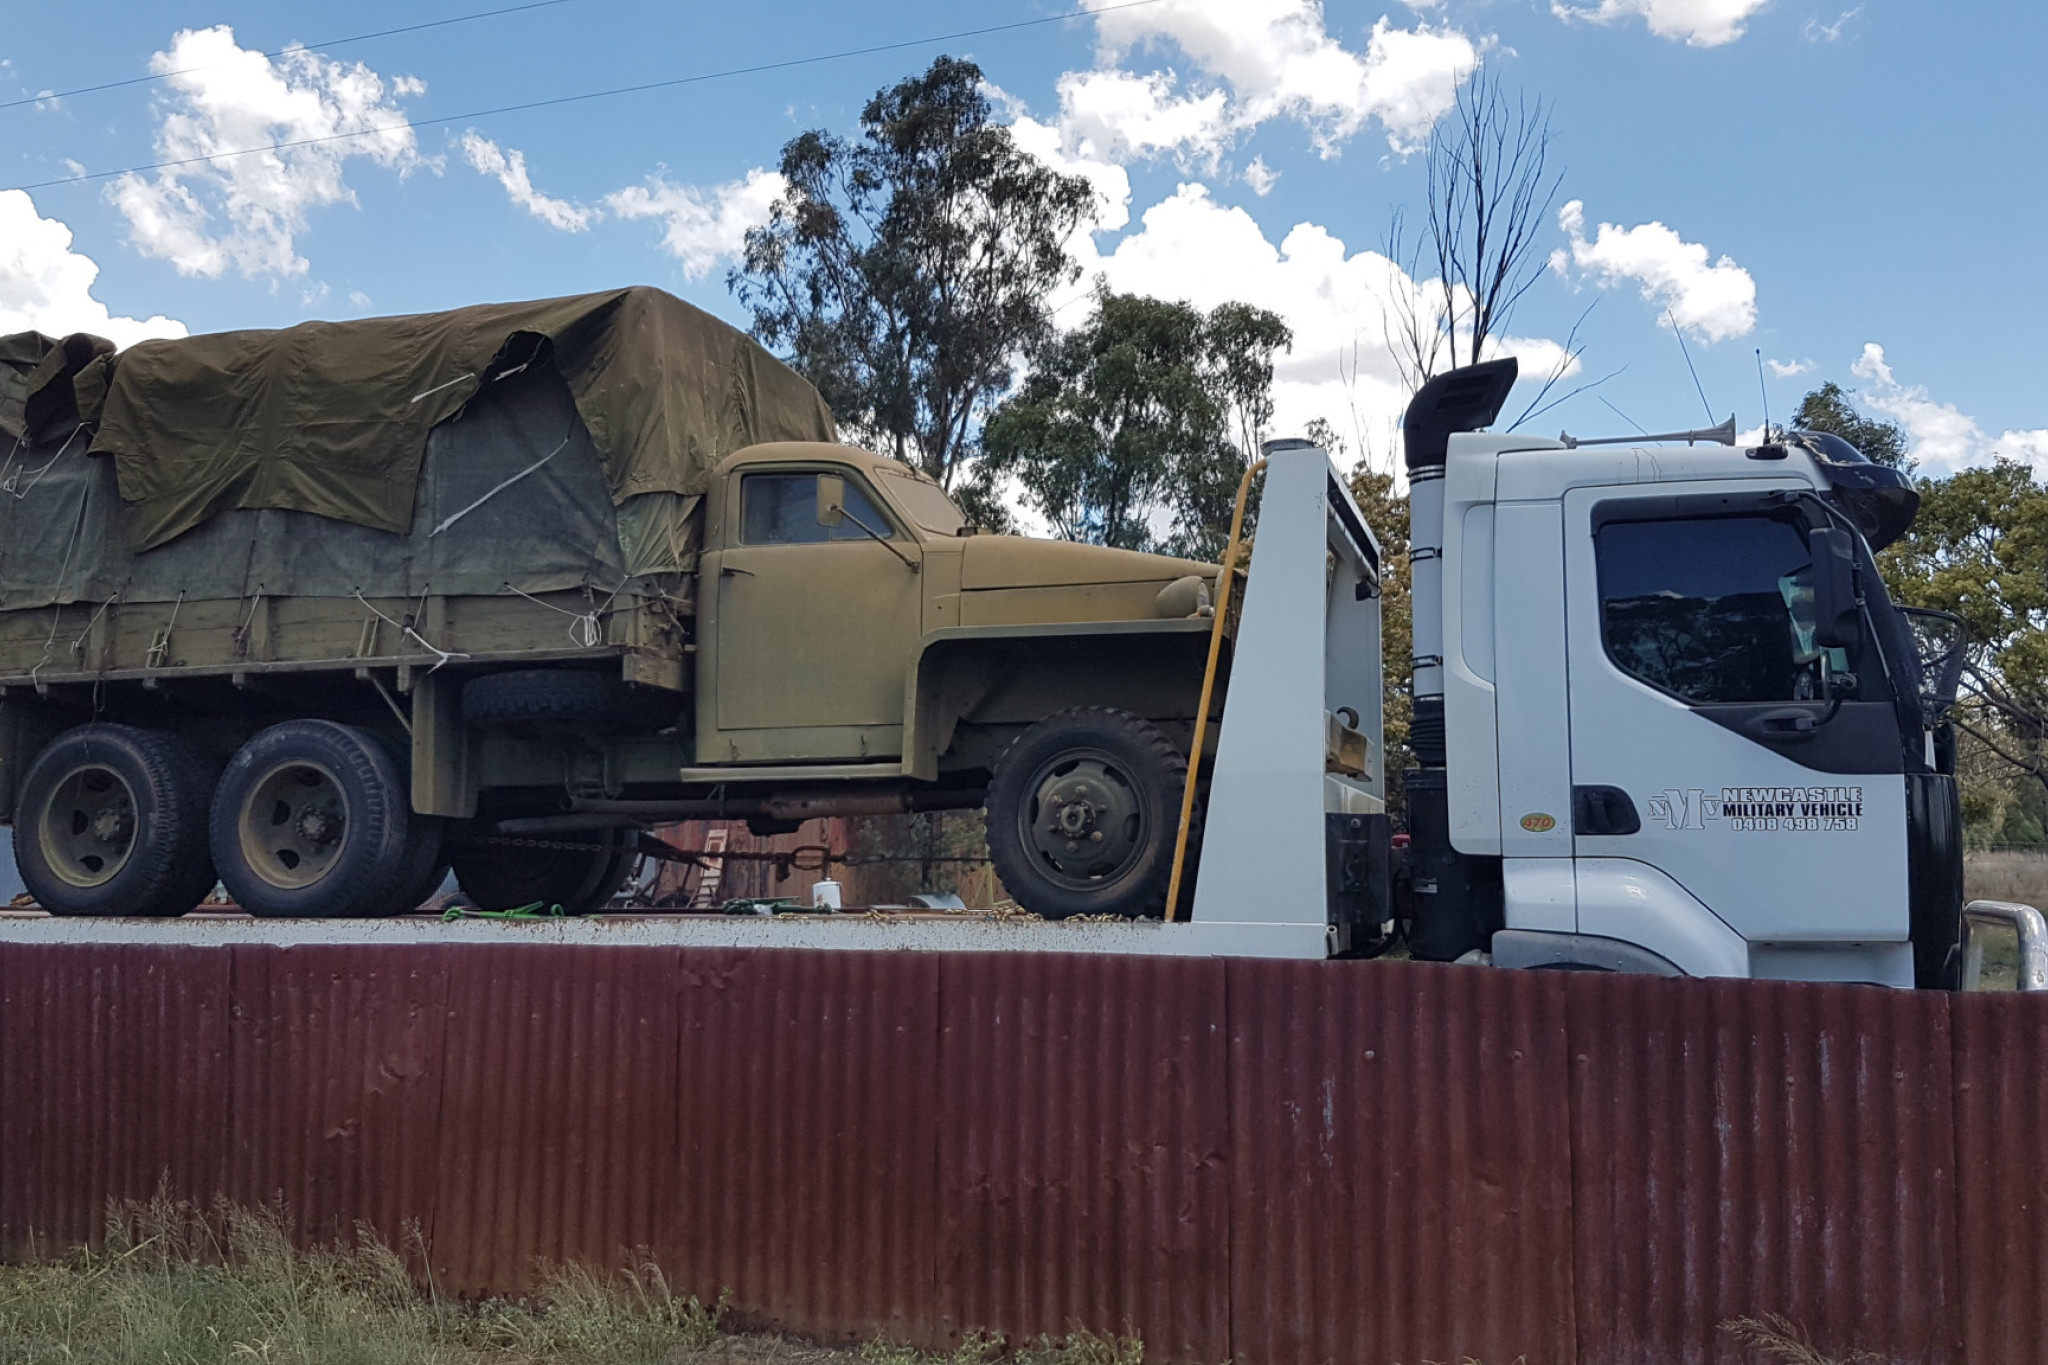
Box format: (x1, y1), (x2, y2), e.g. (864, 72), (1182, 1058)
(1669, 309), (1714, 423)
(1599, 396), (1651, 437)
(1754, 348), (1773, 440)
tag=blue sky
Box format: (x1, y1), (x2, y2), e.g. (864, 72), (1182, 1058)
(3, 0), (2041, 479)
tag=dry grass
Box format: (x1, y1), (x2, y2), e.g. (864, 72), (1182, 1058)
(1965, 850), (2048, 909)
(0, 1197), (1140, 1365)
(1719, 1314), (1881, 1364)
(861, 1326), (1143, 1364)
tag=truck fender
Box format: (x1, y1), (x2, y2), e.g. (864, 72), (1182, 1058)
(901, 620), (1213, 782)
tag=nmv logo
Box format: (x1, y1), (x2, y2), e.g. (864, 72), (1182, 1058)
(1645, 787), (1865, 831)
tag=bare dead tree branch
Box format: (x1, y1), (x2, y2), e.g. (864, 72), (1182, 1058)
(1385, 67), (1563, 389)
(1505, 299), (1598, 430)
(1955, 716), (2048, 794)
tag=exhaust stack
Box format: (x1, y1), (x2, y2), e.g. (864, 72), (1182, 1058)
(1401, 359), (1517, 960)
(1404, 358), (1518, 764)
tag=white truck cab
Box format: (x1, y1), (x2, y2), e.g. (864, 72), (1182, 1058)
(1401, 360), (1965, 988)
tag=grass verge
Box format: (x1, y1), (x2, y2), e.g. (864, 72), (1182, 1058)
(0, 1197), (1143, 1365)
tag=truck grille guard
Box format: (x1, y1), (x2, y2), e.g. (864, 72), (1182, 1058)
(1960, 900), (2048, 991)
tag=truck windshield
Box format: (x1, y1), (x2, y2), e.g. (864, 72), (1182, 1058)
(878, 472), (968, 535)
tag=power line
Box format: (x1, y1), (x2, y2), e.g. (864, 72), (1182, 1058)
(0, 0), (575, 113)
(6, 0), (1159, 194)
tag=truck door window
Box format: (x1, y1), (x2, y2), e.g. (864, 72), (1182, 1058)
(740, 472), (894, 545)
(1597, 514), (1843, 704)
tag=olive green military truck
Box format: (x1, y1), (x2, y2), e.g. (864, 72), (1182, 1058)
(0, 289), (1234, 921)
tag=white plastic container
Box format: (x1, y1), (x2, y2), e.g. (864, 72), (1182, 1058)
(812, 879), (844, 911)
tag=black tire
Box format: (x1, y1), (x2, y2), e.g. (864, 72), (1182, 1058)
(211, 721), (411, 918)
(13, 723), (218, 917)
(380, 814), (449, 915)
(985, 707), (1189, 921)
(462, 668), (682, 734)
(450, 829), (634, 915)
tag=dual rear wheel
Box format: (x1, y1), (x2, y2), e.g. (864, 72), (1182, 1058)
(13, 719), (624, 918)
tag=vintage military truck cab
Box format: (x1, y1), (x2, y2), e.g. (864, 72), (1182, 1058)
(675, 440), (1229, 916)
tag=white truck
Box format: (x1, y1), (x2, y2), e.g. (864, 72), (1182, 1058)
(1388, 358), (1974, 988)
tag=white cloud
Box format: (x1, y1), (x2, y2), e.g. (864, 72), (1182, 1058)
(1767, 357), (1812, 378)
(605, 168), (783, 280)
(0, 190), (187, 349)
(347, 289), (372, 310)
(1851, 343), (2048, 477)
(107, 26), (426, 279)
(1553, 199), (1756, 342)
(461, 132), (596, 232)
(1803, 8), (1860, 41)
(1066, 182), (1572, 465)
(1550, 0), (1769, 46)
(1006, 107), (1135, 233)
(1244, 155), (1279, 196)
(1055, 68), (1232, 164)
(1079, 0), (1479, 156)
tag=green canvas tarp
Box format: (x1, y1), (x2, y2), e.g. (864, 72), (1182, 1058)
(2, 352), (632, 610)
(73, 286), (835, 550)
(0, 287), (838, 613)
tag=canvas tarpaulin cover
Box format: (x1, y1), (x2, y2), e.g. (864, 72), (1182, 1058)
(81, 286), (836, 551)
(0, 294), (841, 612)
(0, 357), (634, 610)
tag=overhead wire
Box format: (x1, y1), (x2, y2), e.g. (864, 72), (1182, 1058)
(0, 0), (576, 112)
(4, 0), (1166, 194)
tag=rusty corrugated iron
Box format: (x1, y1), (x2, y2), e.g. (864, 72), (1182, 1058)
(224, 945), (453, 1249)
(2, 940), (2045, 1363)
(0, 944), (231, 1257)
(668, 947), (944, 1346)
(432, 944), (685, 1294)
(1951, 990), (2048, 1365)
(1567, 973), (1963, 1365)
(936, 953), (1231, 1362)
(1229, 958), (1577, 1365)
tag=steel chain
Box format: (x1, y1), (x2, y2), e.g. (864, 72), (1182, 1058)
(456, 834), (989, 869)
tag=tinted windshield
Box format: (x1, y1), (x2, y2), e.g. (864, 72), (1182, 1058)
(878, 472), (968, 535)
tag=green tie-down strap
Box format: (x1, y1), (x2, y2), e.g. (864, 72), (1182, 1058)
(442, 901), (568, 921)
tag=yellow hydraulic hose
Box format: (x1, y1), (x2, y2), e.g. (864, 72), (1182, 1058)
(1164, 458), (1266, 922)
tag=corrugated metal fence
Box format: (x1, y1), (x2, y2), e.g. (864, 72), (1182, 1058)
(0, 943), (2037, 1364)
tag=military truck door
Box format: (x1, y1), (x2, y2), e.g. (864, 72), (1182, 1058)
(702, 467), (924, 762)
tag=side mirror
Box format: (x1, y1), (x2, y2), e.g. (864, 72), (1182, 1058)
(1809, 526), (1862, 650)
(815, 473), (846, 529)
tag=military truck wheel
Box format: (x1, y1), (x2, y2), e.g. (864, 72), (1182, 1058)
(450, 829), (633, 915)
(380, 815), (449, 915)
(14, 724), (218, 917)
(462, 669), (682, 734)
(985, 708), (1188, 921)
(211, 721), (411, 918)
